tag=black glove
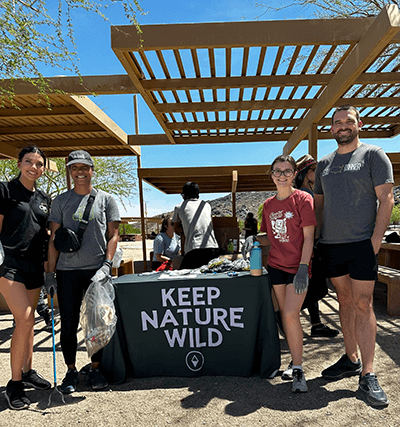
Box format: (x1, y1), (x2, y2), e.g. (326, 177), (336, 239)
(241, 235), (257, 259)
(45, 272), (57, 296)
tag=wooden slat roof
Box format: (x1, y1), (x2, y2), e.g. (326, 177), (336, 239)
(0, 76), (141, 160)
(111, 6), (400, 152)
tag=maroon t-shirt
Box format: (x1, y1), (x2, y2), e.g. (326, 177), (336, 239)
(260, 189), (316, 274)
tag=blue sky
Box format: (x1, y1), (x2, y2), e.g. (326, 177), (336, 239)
(42, 0), (399, 216)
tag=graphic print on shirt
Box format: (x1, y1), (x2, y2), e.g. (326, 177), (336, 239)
(72, 198), (95, 222)
(269, 210), (294, 242)
(321, 160), (365, 177)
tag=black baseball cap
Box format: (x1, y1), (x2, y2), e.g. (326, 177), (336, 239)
(66, 150), (94, 167)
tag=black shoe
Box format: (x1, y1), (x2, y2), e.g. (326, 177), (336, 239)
(22, 369), (51, 390)
(5, 380), (30, 410)
(88, 368), (108, 391)
(311, 323), (339, 338)
(358, 373), (388, 407)
(44, 315), (60, 332)
(60, 369), (79, 394)
(321, 354), (362, 379)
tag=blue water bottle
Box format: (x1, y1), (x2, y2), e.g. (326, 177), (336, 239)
(250, 240), (263, 276)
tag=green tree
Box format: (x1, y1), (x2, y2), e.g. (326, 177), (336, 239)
(0, 156), (137, 205)
(0, 0), (145, 100)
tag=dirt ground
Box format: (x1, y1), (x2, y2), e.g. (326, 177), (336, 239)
(0, 241), (399, 426)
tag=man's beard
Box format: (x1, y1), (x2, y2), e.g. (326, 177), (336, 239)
(333, 128), (358, 145)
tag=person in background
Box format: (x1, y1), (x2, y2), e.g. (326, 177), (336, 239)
(46, 150), (120, 395)
(294, 155), (339, 337)
(243, 212), (258, 239)
(315, 104), (394, 407)
(0, 146), (52, 410)
(152, 215), (181, 270)
(172, 182), (219, 270)
(257, 154), (316, 393)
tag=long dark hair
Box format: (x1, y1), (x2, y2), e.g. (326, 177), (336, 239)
(17, 145), (46, 186)
(160, 215), (172, 233)
(18, 145), (46, 164)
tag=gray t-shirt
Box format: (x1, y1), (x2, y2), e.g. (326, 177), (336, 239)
(49, 188), (120, 270)
(314, 143), (393, 244)
(152, 232), (181, 261)
(172, 198), (218, 254)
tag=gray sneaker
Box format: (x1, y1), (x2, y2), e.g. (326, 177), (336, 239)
(358, 373), (388, 407)
(282, 360), (293, 380)
(292, 369), (308, 393)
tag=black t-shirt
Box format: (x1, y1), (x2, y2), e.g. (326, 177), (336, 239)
(0, 179), (51, 261)
(245, 217), (258, 238)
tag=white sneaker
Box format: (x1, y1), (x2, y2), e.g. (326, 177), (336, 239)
(292, 369), (308, 393)
(282, 360), (293, 380)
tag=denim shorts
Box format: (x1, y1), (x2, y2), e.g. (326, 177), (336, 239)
(318, 239), (378, 281)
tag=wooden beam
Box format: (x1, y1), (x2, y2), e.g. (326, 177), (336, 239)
(68, 95), (141, 156)
(283, 5), (400, 155)
(3, 75), (139, 96)
(29, 137), (122, 148)
(156, 96), (400, 114)
(112, 18), (392, 51)
(0, 142), (21, 158)
(127, 128), (396, 146)
(0, 124), (105, 135)
(0, 106), (83, 118)
(141, 72), (400, 92)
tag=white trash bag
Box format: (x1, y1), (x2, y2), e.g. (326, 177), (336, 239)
(80, 278), (117, 358)
(112, 243), (123, 269)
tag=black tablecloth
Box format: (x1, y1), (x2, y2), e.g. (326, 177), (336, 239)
(102, 271), (280, 383)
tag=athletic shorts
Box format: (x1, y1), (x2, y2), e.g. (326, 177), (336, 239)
(267, 265), (295, 286)
(318, 239), (378, 281)
(0, 255), (44, 290)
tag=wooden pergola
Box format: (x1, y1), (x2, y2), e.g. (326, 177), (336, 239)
(1, 5), (400, 269)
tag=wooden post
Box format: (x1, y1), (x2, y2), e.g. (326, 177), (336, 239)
(65, 158), (71, 190)
(134, 95), (147, 271)
(308, 123), (318, 160)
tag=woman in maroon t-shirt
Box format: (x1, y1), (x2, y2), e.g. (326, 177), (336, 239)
(259, 154), (316, 393)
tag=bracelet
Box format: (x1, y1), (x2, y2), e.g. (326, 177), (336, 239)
(103, 259), (113, 268)
(300, 262), (309, 266)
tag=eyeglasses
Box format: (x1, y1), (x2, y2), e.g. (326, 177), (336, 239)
(271, 169), (295, 177)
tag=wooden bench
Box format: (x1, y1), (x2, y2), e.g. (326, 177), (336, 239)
(377, 265), (400, 317)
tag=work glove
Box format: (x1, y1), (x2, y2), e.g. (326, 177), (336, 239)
(293, 263), (309, 294)
(91, 260), (113, 284)
(45, 272), (57, 296)
(0, 241), (4, 266)
(241, 235), (257, 259)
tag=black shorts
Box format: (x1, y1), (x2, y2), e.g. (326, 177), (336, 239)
(267, 265), (295, 286)
(318, 239), (378, 281)
(0, 255), (44, 290)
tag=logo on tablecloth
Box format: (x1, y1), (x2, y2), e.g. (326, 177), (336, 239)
(185, 351), (204, 372)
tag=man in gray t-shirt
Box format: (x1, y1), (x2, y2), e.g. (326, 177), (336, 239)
(172, 182), (219, 269)
(314, 105), (394, 407)
(46, 150), (120, 395)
